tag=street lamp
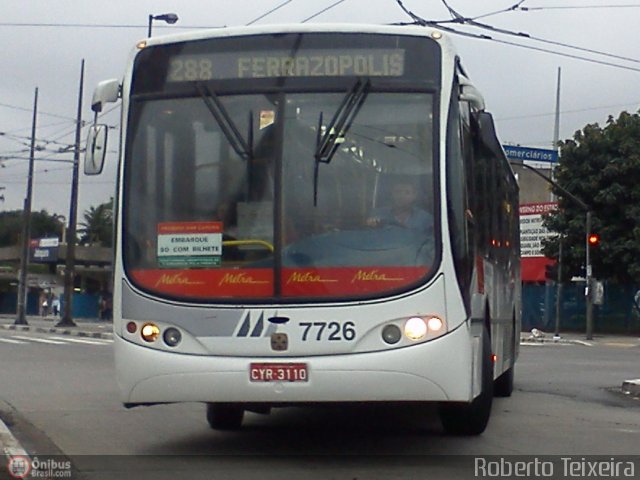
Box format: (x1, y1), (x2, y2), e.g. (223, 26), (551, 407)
(147, 13), (179, 37)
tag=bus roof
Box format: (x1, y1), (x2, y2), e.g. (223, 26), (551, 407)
(141, 23), (455, 50)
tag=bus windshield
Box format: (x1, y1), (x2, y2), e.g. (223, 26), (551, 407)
(123, 35), (440, 302)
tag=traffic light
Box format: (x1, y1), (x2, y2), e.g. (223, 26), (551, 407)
(588, 233), (600, 246)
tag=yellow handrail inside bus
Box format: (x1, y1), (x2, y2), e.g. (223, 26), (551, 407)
(223, 239), (274, 252)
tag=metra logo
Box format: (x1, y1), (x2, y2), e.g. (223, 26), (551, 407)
(219, 272), (269, 286)
(154, 273), (205, 287)
(286, 272), (338, 284)
(351, 269), (404, 283)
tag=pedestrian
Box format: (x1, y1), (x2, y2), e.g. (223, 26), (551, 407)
(52, 297), (60, 316)
(41, 298), (48, 317)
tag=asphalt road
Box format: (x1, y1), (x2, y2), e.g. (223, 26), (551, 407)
(1, 328), (639, 479)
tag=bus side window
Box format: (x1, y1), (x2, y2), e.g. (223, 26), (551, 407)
(447, 84), (473, 305)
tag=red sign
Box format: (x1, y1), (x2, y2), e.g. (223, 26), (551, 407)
(520, 202), (557, 282)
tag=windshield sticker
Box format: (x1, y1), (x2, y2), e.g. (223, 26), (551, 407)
(157, 221), (223, 268)
(259, 110), (275, 130)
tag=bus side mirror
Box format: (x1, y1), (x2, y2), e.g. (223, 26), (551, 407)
(473, 111), (509, 163)
(84, 125), (108, 175)
(459, 80), (485, 111)
(91, 79), (120, 113)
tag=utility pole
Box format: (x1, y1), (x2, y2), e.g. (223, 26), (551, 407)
(58, 60), (84, 328)
(554, 239), (563, 338)
(15, 88), (39, 325)
(585, 211), (594, 340)
(553, 67), (561, 154)
(553, 67), (563, 339)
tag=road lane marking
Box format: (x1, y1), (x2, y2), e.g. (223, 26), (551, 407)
(11, 335), (67, 345)
(0, 337), (28, 344)
(49, 336), (113, 345)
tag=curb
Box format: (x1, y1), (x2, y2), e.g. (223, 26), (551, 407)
(520, 337), (592, 347)
(0, 323), (113, 340)
(0, 417), (28, 463)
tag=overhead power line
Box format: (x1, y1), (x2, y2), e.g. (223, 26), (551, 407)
(491, 38), (640, 72)
(496, 101), (640, 122)
(246, 0), (295, 25)
(440, 0), (640, 65)
(302, 0), (348, 22)
(0, 101), (77, 121)
(520, 4), (640, 11)
(0, 104), (119, 167)
(394, 0), (640, 73)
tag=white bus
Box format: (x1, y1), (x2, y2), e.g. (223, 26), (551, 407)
(87, 23), (520, 435)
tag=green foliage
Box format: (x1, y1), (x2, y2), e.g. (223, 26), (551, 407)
(0, 210), (65, 247)
(543, 111), (640, 283)
(0, 198), (113, 249)
(78, 197), (113, 247)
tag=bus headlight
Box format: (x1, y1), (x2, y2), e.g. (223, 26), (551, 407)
(404, 317), (428, 340)
(403, 315), (445, 341)
(141, 323), (160, 342)
(426, 316), (444, 333)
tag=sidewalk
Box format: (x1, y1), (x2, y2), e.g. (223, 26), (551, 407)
(0, 314), (113, 340)
(520, 328), (640, 348)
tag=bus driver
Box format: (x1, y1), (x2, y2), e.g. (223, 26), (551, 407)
(366, 177), (433, 232)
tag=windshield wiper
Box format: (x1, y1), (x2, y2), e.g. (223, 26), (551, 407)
(313, 78), (370, 205)
(314, 78), (370, 164)
(196, 83), (253, 160)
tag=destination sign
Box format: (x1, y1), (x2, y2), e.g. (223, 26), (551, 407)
(166, 49), (405, 81)
(132, 33), (440, 95)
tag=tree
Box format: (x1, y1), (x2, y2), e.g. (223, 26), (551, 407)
(543, 111), (640, 284)
(0, 210), (65, 248)
(78, 197), (113, 247)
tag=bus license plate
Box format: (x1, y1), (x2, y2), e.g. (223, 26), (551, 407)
(250, 363), (308, 382)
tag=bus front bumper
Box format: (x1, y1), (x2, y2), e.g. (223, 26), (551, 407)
(115, 323), (475, 405)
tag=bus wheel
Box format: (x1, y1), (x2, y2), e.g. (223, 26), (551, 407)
(206, 403), (244, 430)
(438, 329), (493, 435)
(494, 365), (514, 397)
(494, 320), (516, 397)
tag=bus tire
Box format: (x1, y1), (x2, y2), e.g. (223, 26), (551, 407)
(494, 319), (516, 397)
(493, 364), (514, 397)
(438, 328), (493, 435)
(206, 403), (244, 430)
